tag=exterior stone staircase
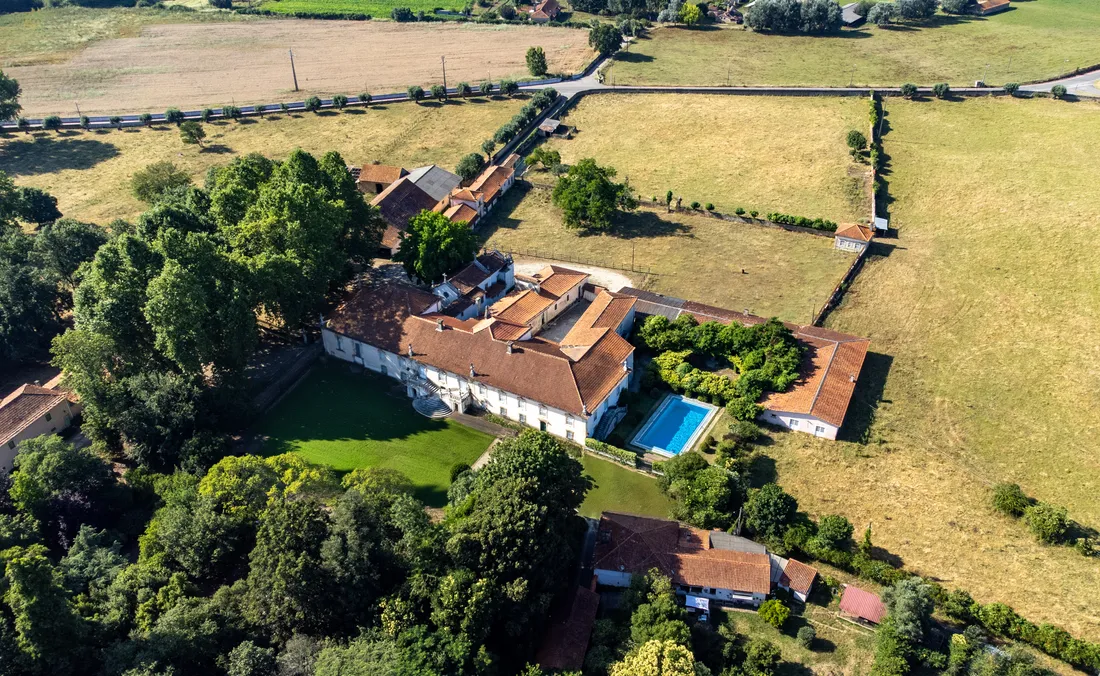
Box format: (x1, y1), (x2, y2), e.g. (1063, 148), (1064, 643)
(593, 405), (627, 440)
(413, 396), (452, 419)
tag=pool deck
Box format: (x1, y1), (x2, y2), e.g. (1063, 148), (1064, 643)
(629, 393), (719, 458)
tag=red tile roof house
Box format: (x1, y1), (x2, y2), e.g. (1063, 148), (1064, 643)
(617, 288), (870, 441)
(834, 223), (874, 253)
(529, 0), (561, 22)
(0, 375), (82, 472)
(321, 261), (637, 440)
(839, 585), (888, 625)
(768, 553), (819, 603)
(592, 512), (781, 608)
(535, 585), (601, 672)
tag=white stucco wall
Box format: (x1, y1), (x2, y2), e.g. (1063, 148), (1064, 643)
(759, 409), (839, 440)
(2, 401), (77, 473)
(834, 237), (868, 253)
(594, 569), (633, 588)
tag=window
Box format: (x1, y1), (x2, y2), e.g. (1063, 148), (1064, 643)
(519, 414), (527, 424)
(336, 335), (343, 350)
(539, 405), (548, 417)
(566, 430), (575, 441)
(499, 406), (507, 416)
(478, 384), (486, 395)
(44, 412), (52, 422)
(353, 342), (360, 357)
(815, 426), (826, 436)
(789, 419), (799, 429)
(6, 440), (13, 450)
(380, 365), (388, 375)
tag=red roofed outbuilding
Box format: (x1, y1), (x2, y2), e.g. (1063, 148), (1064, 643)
(839, 585), (887, 625)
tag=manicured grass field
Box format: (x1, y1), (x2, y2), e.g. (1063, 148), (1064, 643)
(578, 454), (673, 519)
(605, 0), (1100, 87)
(761, 97), (1100, 641)
(256, 361), (494, 507)
(0, 97), (522, 224)
(481, 186), (853, 323)
(539, 94), (871, 224)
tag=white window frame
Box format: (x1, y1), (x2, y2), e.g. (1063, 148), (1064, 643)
(566, 430), (575, 441)
(789, 419), (799, 429)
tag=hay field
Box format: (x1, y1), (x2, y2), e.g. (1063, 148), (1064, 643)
(0, 97), (523, 224)
(540, 94), (871, 224)
(606, 0), (1100, 87)
(481, 186), (852, 323)
(4, 16), (593, 117)
(763, 97), (1100, 641)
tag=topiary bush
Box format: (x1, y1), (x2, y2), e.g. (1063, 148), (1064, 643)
(164, 107), (184, 124)
(705, 203), (714, 211)
(991, 482), (1031, 517)
(430, 84), (447, 101)
(758, 599), (790, 629)
(1003, 82), (1019, 96)
(42, 115), (63, 131)
(304, 96), (322, 112)
(1051, 84), (1067, 99)
(201, 108), (214, 122)
(797, 625), (816, 649)
(109, 115), (122, 129)
(932, 82), (951, 99)
(332, 94), (348, 109)
(690, 201), (701, 210)
(138, 112), (153, 126)
(899, 82), (918, 99)
(406, 85), (424, 102)
(479, 81), (494, 97)
(1024, 502), (1069, 543)
(358, 92), (372, 104)
(79, 115), (90, 129)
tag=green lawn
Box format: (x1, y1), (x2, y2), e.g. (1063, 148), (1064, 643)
(579, 454), (673, 519)
(759, 97), (1100, 642)
(482, 186), (853, 323)
(257, 0), (462, 16)
(605, 0), (1100, 87)
(256, 361), (494, 507)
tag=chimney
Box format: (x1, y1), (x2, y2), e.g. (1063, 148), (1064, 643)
(469, 363), (476, 378)
(436, 319), (444, 332)
(582, 403), (588, 416)
(443, 273), (448, 283)
(407, 343), (414, 357)
(622, 359), (629, 372)
(506, 341), (514, 354)
(849, 374), (856, 383)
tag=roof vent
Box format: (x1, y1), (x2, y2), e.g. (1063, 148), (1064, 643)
(622, 359), (629, 372)
(582, 403), (588, 416)
(849, 374), (856, 383)
(407, 343), (414, 357)
(436, 319), (444, 332)
(469, 363), (476, 378)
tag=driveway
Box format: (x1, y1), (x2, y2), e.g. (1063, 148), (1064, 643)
(1020, 71), (1100, 97)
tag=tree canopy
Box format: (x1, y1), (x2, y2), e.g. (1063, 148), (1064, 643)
(392, 209), (479, 283)
(551, 158), (637, 232)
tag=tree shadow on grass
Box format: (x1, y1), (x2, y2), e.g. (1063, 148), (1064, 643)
(201, 144), (234, 154)
(0, 136), (119, 176)
(607, 209), (692, 240)
(616, 51), (655, 63)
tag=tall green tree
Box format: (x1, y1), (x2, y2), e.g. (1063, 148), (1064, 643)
(589, 22), (623, 57)
(881, 577), (934, 644)
(551, 158), (637, 232)
(131, 162), (192, 204)
(14, 187), (61, 226)
(0, 70), (20, 122)
(526, 46), (548, 76)
(1, 544), (86, 675)
(392, 209), (479, 283)
(745, 483), (798, 543)
(31, 218), (107, 294)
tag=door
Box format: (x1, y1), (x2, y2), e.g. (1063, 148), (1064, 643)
(539, 420), (547, 432)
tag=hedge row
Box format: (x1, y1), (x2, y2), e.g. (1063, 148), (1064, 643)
(488, 87), (559, 148)
(765, 212), (838, 232)
(584, 438), (639, 467)
(235, 5), (590, 27)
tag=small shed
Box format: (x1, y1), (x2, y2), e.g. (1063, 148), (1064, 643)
(873, 216), (889, 233)
(839, 585), (887, 625)
(538, 119), (561, 136)
(834, 223), (874, 253)
(840, 2), (865, 25)
(975, 0), (1009, 15)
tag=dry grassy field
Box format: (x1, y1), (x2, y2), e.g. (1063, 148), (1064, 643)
(763, 97), (1100, 641)
(539, 94), (871, 224)
(605, 0), (1100, 87)
(3, 13), (593, 117)
(0, 97), (523, 224)
(481, 186), (852, 323)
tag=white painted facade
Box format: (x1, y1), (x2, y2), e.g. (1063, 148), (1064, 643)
(433, 263), (515, 321)
(834, 236), (869, 253)
(593, 568), (765, 607)
(759, 409), (839, 440)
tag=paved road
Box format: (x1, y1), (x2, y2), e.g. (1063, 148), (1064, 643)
(1020, 71), (1100, 97)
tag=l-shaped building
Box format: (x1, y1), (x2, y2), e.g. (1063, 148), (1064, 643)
(321, 254), (869, 442)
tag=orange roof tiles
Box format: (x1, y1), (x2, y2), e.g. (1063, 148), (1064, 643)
(835, 223), (874, 242)
(468, 164), (514, 204)
(1, 384), (67, 446)
(490, 288), (554, 326)
(670, 551), (771, 595)
(443, 203), (479, 226)
(357, 164), (407, 186)
(522, 265), (588, 299)
(779, 558), (818, 595)
(561, 291), (636, 348)
(536, 586), (600, 671)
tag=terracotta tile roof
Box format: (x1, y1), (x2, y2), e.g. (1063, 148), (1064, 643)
(500, 153), (522, 169)
(443, 203), (479, 227)
(535, 586), (600, 671)
(779, 558), (818, 595)
(839, 585), (887, 624)
(490, 288), (554, 326)
(478, 250), (510, 274)
(534, 0), (560, 15)
(357, 164), (407, 186)
(593, 513), (771, 596)
(0, 384), (67, 446)
(489, 321), (531, 341)
(976, 0), (1009, 11)
(451, 188), (481, 203)
(835, 223), (874, 242)
(468, 165), (514, 204)
(617, 288), (869, 429)
(521, 265), (589, 300)
(562, 291), (636, 348)
(326, 283), (631, 416)
(371, 176), (438, 238)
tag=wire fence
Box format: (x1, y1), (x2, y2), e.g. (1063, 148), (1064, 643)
(496, 247), (656, 276)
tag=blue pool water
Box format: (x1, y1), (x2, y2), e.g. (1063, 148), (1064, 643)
(632, 395), (716, 456)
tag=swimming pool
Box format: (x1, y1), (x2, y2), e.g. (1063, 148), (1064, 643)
(630, 394), (718, 457)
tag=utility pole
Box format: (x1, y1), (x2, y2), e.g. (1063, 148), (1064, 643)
(441, 55), (448, 98)
(289, 49), (299, 93)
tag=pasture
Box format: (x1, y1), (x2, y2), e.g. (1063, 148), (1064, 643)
(0, 96), (523, 224)
(763, 97), (1100, 641)
(605, 0), (1100, 87)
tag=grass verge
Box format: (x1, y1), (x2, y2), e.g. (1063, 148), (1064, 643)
(255, 360), (494, 507)
(605, 0), (1100, 87)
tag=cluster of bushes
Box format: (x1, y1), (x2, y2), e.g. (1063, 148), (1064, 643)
(485, 87), (558, 149)
(585, 438), (639, 467)
(992, 483), (1098, 556)
(860, 0), (936, 26)
(637, 314), (803, 420)
(745, 0), (842, 34)
(765, 212), (838, 232)
(868, 96), (884, 171)
(238, 6), (372, 19)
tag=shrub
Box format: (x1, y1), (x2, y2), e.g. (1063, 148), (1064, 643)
(138, 112), (153, 126)
(847, 129), (868, 152)
(766, 212), (838, 232)
(131, 161), (191, 203)
(201, 108), (214, 122)
(896, 0), (935, 19)
(42, 115), (63, 131)
(430, 84), (447, 101)
(456, 82), (471, 98)
(391, 6), (415, 20)
(797, 625), (816, 649)
(1003, 82), (1019, 96)
(750, 210), (759, 217)
(940, 0), (968, 13)
(222, 104), (242, 119)
(758, 599), (790, 629)
(705, 203), (714, 211)
(867, 1), (897, 25)
(932, 82), (951, 99)
(585, 439), (639, 467)
(499, 1), (516, 18)
(164, 107), (185, 124)
(500, 79), (519, 97)
(280, 102), (290, 114)
(332, 94), (348, 109)
(79, 115), (90, 129)
(1051, 84), (1067, 99)
(734, 207), (745, 215)
(407, 85), (425, 102)
(1024, 502), (1069, 543)
(304, 96), (322, 112)
(358, 92), (372, 104)
(526, 46), (548, 77)
(449, 462), (472, 482)
(109, 115), (122, 129)
(991, 482), (1031, 517)
(690, 201), (700, 210)
(479, 81), (494, 96)
(899, 82), (918, 98)
(209, 0), (232, 7)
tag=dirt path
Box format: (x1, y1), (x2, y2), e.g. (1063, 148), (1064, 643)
(9, 20), (594, 116)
